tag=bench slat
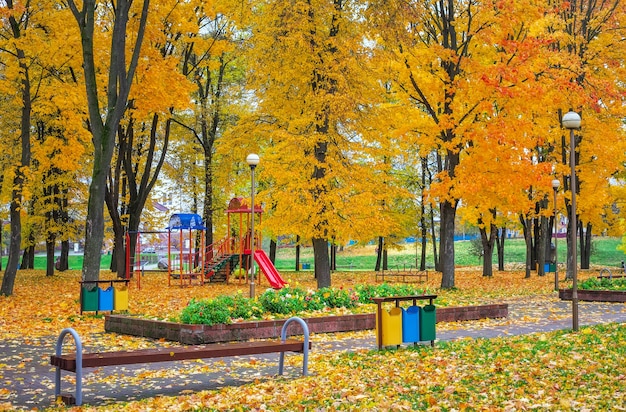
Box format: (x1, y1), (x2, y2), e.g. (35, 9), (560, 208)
(51, 339), (310, 372)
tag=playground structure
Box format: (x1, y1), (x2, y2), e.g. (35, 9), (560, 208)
(126, 199), (286, 289)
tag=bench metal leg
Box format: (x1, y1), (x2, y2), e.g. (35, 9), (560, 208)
(54, 328), (84, 406)
(279, 316), (309, 376)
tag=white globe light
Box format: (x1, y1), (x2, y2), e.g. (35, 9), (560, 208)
(562, 111), (581, 129)
(246, 153), (260, 166)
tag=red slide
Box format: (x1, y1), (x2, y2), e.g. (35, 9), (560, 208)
(254, 250), (287, 289)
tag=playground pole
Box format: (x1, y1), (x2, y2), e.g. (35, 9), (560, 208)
(246, 153), (260, 298)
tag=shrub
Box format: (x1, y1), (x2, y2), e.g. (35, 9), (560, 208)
(580, 277), (626, 291)
(217, 293), (265, 320)
(258, 287), (309, 314)
(354, 283), (430, 304)
(180, 284), (434, 325)
(180, 298), (231, 326)
(316, 287), (358, 308)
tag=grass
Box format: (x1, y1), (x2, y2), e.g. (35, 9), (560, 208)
(274, 237), (625, 271)
(1, 237), (623, 272)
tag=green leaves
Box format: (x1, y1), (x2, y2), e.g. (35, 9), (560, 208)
(580, 277), (626, 291)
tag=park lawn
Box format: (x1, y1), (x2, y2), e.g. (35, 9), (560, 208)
(0, 267), (621, 411)
(122, 323), (624, 411)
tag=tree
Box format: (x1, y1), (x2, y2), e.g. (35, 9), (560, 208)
(105, 0), (195, 277)
(548, 1), (626, 279)
(367, 0), (547, 287)
(243, 0), (399, 288)
(67, 0), (151, 282)
(0, 0), (37, 295)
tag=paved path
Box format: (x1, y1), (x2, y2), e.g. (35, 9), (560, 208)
(1, 299), (625, 410)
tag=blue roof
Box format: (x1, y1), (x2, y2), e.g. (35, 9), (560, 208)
(167, 213), (206, 230)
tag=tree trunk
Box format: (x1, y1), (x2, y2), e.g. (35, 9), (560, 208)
(295, 236), (300, 271)
(579, 222), (590, 269)
(313, 238), (330, 288)
(383, 247), (388, 271)
(439, 200), (456, 288)
(21, 245), (35, 270)
(269, 239), (277, 263)
(480, 223), (496, 277)
(430, 207), (439, 272)
(1, 201), (22, 296)
(330, 243), (337, 271)
(59, 240), (69, 271)
(46, 237), (55, 277)
(536, 215), (548, 276)
(419, 157), (428, 271)
(0, 4), (32, 297)
(496, 227), (506, 271)
(375, 236), (383, 271)
(520, 215), (533, 278)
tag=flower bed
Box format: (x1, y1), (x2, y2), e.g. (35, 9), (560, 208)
(105, 303), (508, 344)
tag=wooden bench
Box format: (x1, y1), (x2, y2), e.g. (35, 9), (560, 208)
(51, 317), (311, 406)
(376, 268), (428, 283)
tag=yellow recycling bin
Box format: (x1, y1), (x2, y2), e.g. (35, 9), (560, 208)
(376, 306), (403, 347)
(114, 286), (129, 311)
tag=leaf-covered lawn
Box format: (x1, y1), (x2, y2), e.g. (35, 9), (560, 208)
(0, 268), (622, 411)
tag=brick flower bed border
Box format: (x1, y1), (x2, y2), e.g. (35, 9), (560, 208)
(105, 304), (508, 345)
(559, 289), (626, 303)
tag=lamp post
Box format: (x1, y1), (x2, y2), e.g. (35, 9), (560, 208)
(562, 110), (581, 331)
(552, 179), (560, 291)
(246, 153), (260, 299)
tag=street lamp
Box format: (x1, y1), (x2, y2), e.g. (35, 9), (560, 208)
(552, 178), (560, 291)
(562, 110), (581, 331)
(246, 153), (260, 299)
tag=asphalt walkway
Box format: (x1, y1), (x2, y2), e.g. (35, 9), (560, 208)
(1, 299), (625, 410)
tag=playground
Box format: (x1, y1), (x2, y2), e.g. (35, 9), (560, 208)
(126, 197), (286, 290)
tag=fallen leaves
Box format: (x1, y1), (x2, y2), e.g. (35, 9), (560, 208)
(1, 268), (623, 410)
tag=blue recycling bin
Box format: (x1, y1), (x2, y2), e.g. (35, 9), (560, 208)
(402, 306), (420, 343)
(98, 286), (114, 311)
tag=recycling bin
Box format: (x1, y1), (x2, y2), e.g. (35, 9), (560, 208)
(376, 306), (403, 347)
(402, 306), (420, 343)
(419, 304), (436, 341)
(81, 285), (99, 312)
(114, 285), (129, 311)
(98, 286), (114, 311)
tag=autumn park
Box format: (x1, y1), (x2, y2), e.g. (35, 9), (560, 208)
(2, 0), (626, 410)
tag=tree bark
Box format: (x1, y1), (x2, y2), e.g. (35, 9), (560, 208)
(59, 240), (69, 271)
(46, 238), (56, 277)
(295, 236), (300, 271)
(479, 223), (496, 277)
(375, 236), (383, 271)
(496, 227), (505, 271)
(440, 200), (456, 288)
(313, 238), (330, 288)
(269, 239), (277, 263)
(536, 215), (548, 276)
(580, 222), (592, 269)
(520, 215), (533, 278)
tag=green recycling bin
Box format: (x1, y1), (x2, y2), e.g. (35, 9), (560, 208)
(81, 285), (99, 312)
(419, 304), (436, 341)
